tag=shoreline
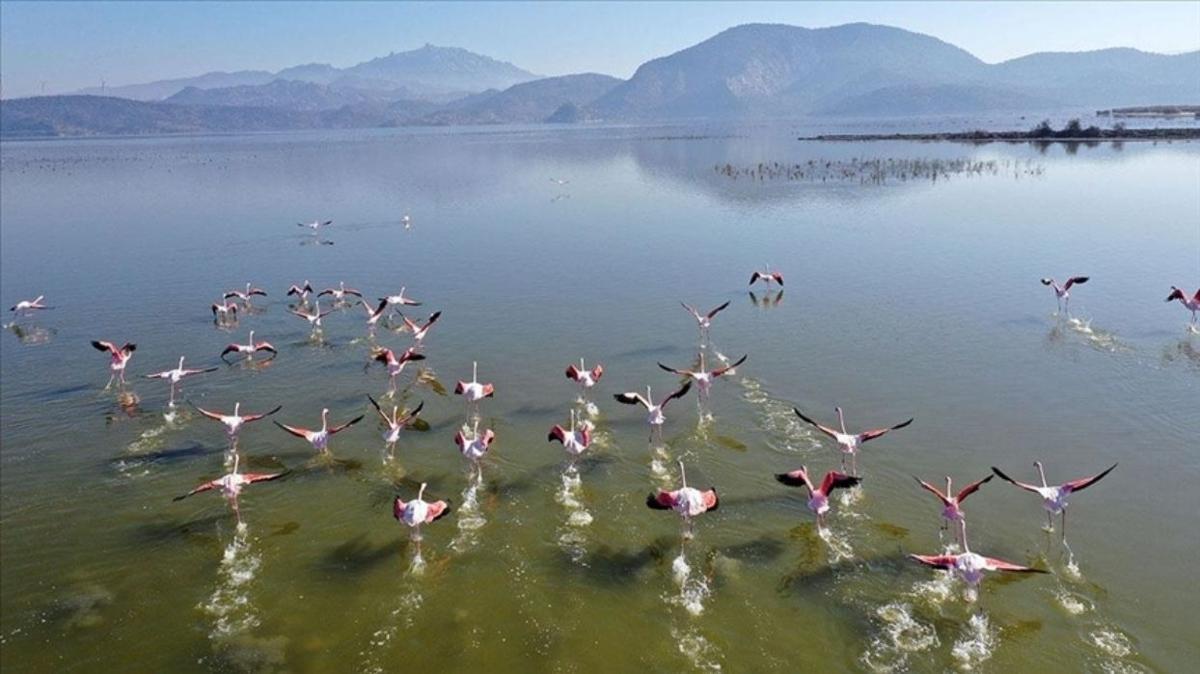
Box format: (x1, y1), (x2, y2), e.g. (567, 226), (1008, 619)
(800, 128), (1200, 143)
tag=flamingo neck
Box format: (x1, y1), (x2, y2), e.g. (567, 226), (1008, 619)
(836, 407), (847, 434)
(946, 476), (953, 497)
(418, 483), (427, 500)
(234, 402), (241, 416)
(678, 461), (688, 489)
(321, 410), (329, 431)
(472, 361), (478, 382)
(1036, 463), (1048, 488)
(248, 331), (254, 343)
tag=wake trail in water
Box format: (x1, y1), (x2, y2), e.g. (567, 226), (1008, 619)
(201, 523), (261, 639)
(1048, 560), (1150, 672)
(555, 465), (592, 563)
(359, 577), (424, 674)
(739, 377), (819, 454)
(450, 474), (486, 553)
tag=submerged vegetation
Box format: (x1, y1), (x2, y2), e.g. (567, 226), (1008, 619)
(714, 157), (1045, 184)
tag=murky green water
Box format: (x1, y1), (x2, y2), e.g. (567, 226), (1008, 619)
(1, 124), (1197, 672)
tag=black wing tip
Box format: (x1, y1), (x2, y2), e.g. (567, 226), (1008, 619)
(646, 492), (670, 510)
(775, 473), (804, 486)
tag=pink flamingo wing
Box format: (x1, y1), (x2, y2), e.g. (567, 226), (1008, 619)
(425, 500), (450, 523)
(955, 474), (994, 502)
(909, 554), (957, 570)
(914, 476), (951, 505)
(982, 556), (1045, 573)
(1062, 463), (1117, 493)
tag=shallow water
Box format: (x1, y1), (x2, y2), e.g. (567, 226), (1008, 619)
(1, 121), (1197, 673)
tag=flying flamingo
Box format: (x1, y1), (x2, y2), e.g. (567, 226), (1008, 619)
(319, 281), (363, 302)
(211, 299), (239, 322)
(173, 454), (286, 523)
(793, 407), (913, 475)
(194, 402), (281, 441)
(286, 280), (314, 303)
(646, 461), (719, 539)
(455, 361), (495, 417)
(614, 382), (692, 442)
(565, 358), (604, 395)
(10, 295), (50, 314)
(1040, 276), (1089, 314)
(368, 396), (424, 458)
(992, 461), (1117, 543)
(1165, 286), (1200, 328)
(658, 352), (747, 401)
(454, 420), (496, 481)
(380, 287), (422, 309)
(749, 268), (784, 288)
(288, 299), (333, 330)
(91, 340), (136, 388)
(681, 300), (730, 342)
(224, 283), (268, 304)
(401, 311), (441, 345)
(913, 474), (993, 547)
(360, 298), (390, 329)
(548, 409), (593, 458)
(372, 346), (426, 394)
(274, 408), (364, 454)
(144, 356), (217, 406)
(394, 483), (451, 542)
(220, 331), (277, 361)
(775, 465), (861, 531)
(909, 547), (1046, 601)
(299, 219), (332, 231)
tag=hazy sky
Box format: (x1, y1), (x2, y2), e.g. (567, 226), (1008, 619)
(2, 1), (1198, 98)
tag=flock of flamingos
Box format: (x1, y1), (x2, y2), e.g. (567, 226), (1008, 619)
(7, 263), (1200, 601)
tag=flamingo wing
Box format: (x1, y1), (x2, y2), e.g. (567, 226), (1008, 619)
(393, 497), (408, 521)
(860, 417), (914, 442)
(255, 342), (277, 354)
(91, 340), (118, 354)
(614, 392), (650, 409)
(990, 467), (1042, 493)
(242, 405), (282, 423)
(328, 415), (365, 434)
(565, 364), (582, 380)
(193, 405), (225, 422)
(373, 349), (397, 366)
(711, 354), (747, 377)
(1063, 276), (1089, 290)
(792, 408), (839, 439)
(700, 488), (719, 512)
(173, 480), (217, 501)
(1062, 463), (1117, 494)
(657, 362), (687, 376)
(220, 344), (239, 358)
(425, 311), (442, 325)
(775, 468), (812, 490)
(706, 301), (731, 319)
(399, 401), (425, 426)
(244, 472), (287, 484)
(772, 273), (784, 286)
(660, 381), (692, 408)
(982, 556), (1047, 573)
(749, 272), (762, 285)
(908, 553), (957, 570)
(955, 474), (994, 502)
(425, 500), (451, 523)
(820, 471), (861, 494)
(273, 421), (312, 440)
(680, 302), (702, 320)
(646, 489), (678, 510)
(590, 364), (603, 381)
(548, 425), (566, 443)
(913, 476), (951, 505)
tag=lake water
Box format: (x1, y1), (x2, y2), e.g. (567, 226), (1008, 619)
(1, 120), (1197, 673)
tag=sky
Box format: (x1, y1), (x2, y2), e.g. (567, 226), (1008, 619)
(2, 1), (1198, 98)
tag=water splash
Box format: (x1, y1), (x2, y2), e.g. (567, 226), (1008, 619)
(360, 587), (424, 674)
(671, 625), (724, 672)
(201, 523), (261, 639)
(739, 377), (818, 454)
(555, 466), (592, 562)
(817, 525), (854, 562)
(950, 612), (995, 671)
(860, 602), (940, 673)
(450, 476), (486, 553)
(667, 549), (710, 617)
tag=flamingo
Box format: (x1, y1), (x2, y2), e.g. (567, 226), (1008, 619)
(220, 331), (277, 361)
(372, 346), (426, 394)
(394, 483), (451, 541)
(454, 420), (496, 481)
(914, 474), (993, 547)
(144, 356), (217, 406)
(194, 402), (281, 440)
(749, 268), (784, 288)
(368, 396), (424, 457)
(288, 299), (333, 329)
(775, 465), (861, 531)
(681, 301), (730, 342)
(319, 281), (363, 302)
(658, 352), (746, 401)
(90, 340), (136, 388)
(614, 382), (692, 442)
(1041, 276), (1089, 314)
(10, 295), (50, 313)
(646, 461), (719, 539)
(380, 287), (422, 308)
(274, 408), (364, 454)
(992, 461), (1117, 543)
(173, 454), (286, 523)
(1165, 286), (1200, 328)
(401, 214), (412, 229)
(909, 547), (1046, 600)
(286, 280), (314, 303)
(793, 407), (913, 475)
(565, 358), (604, 392)
(455, 361), (495, 417)
(299, 219), (332, 231)
(549, 177), (570, 186)
(360, 298), (390, 329)
(211, 299), (239, 322)
(224, 283), (268, 304)
(548, 409), (593, 457)
(400, 311), (441, 345)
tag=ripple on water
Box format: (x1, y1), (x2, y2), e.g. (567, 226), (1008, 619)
(1088, 628), (1134, 658)
(201, 524), (261, 639)
(860, 602), (940, 673)
(671, 625), (724, 672)
(739, 377), (815, 454)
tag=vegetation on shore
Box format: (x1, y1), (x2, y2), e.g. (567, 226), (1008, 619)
(802, 119), (1200, 143)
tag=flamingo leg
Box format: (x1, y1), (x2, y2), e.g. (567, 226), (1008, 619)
(1045, 510), (1055, 532)
(1061, 509), (1068, 544)
(104, 373), (115, 390)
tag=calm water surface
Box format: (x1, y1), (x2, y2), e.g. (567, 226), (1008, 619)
(1, 122), (1197, 673)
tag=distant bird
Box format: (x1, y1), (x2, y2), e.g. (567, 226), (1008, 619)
(749, 268), (784, 288)
(286, 280), (314, 303)
(909, 548), (1045, 600)
(91, 340), (136, 388)
(211, 299), (239, 322)
(565, 358), (604, 396)
(1041, 276), (1089, 314)
(299, 219), (332, 231)
(646, 461), (718, 538)
(614, 382), (692, 442)
(360, 298), (390, 329)
(220, 330), (277, 361)
(793, 407), (913, 476)
(380, 287), (422, 308)
(144, 356), (217, 406)
(319, 281), (363, 302)
(224, 283), (268, 304)
(368, 396), (424, 456)
(274, 408), (364, 454)
(914, 474), (993, 548)
(658, 352), (746, 401)
(1165, 286), (1200, 328)
(549, 177), (570, 186)
(992, 461), (1117, 543)
(288, 299), (333, 329)
(401, 214), (412, 229)
(454, 420), (496, 481)
(373, 346), (426, 394)
(681, 300), (730, 342)
(401, 310), (441, 345)
(548, 409), (592, 457)
(9, 295), (49, 313)
(194, 402), (281, 440)
(173, 454), (286, 523)
(455, 361), (495, 416)
(775, 465), (860, 531)
(394, 483), (451, 540)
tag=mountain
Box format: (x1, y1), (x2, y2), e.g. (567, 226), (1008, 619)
(76, 70), (275, 101)
(166, 79), (394, 111)
(0, 95), (315, 137)
(989, 48), (1200, 106)
(420, 73), (621, 124)
(817, 83), (1054, 116)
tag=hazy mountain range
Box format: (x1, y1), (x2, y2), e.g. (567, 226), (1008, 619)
(3, 24), (1197, 137)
